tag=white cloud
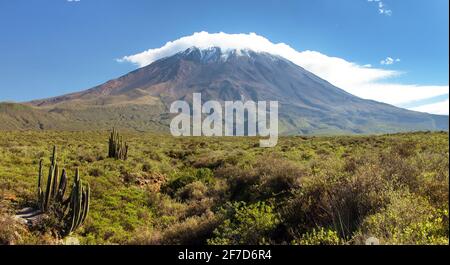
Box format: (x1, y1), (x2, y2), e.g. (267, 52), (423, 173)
(118, 31), (448, 114)
(410, 99), (449, 115)
(67, 0), (81, 2)
(347, 84), (448, 105)
(367, 0), (392, 16)
(380, 57), (400, 65)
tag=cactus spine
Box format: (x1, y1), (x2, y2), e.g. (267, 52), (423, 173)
(36, 146), (90, 236)
(108, 128), (129, 160)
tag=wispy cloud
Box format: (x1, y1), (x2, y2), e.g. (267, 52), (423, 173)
(380, 57), (400, 65)
(368, 0), (392, 16)
(67, 0), (81, 2)
(118, 31), (448, 115)
(410, 98), (449, 115)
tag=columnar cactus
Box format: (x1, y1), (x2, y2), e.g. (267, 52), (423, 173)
(37, 146), (62, 212)
(66, 168), (90, 234)
(108, 128), (129, 160)
(36, 146), (90, 235)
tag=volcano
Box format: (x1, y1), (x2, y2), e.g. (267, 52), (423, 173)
(1, 47), (448, 134)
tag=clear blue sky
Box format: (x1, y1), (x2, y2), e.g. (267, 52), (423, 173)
(0, 0), (448, 102)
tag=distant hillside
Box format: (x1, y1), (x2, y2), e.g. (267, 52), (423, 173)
(1, 47), (448, 134)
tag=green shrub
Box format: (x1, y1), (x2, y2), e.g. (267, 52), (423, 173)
(133, 211), (219, 245)
(282, 155), (392, 240)
(208, 201), (280, 245)
(158, 211), (219, 245)
(88, 167), (103, 177)
(175, 181), (208, 201)
(163, 168), (214, 195)
(142, 162), (153, 172)
(391, 140), (417, 158)
(216, 158), (303, 201)
(293, 227), (341, 245)
(355, 192), (449, 245)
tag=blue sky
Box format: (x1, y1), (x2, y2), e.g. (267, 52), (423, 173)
(0, 0), (448, 113)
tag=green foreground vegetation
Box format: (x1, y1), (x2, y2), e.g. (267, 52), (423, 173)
(0, 131), (448, 245)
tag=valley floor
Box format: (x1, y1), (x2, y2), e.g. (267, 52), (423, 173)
(0, 131), (448, 245)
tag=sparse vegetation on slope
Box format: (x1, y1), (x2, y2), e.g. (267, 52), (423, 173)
(0, 131), (448, 245)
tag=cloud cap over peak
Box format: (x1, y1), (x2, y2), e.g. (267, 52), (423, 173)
(118, 31), (291, 66)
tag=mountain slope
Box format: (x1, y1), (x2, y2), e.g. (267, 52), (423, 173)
(1, 47), (448, 134)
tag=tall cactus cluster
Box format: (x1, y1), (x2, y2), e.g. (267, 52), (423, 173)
(66, 168), (90, 234)
(108, 128), (129, 160)
(37, 146), (90, 235)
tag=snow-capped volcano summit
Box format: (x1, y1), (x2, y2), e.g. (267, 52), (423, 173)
(176, 46), (284, 63)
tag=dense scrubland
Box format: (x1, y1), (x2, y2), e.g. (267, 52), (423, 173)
(0, 131), (448, 245)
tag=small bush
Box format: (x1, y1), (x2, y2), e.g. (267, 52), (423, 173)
(208, 201), (280, 245)
(293, 227), (341, 245)
(138, 211), (219, 245)
(282, 156), (391, 240)
(142, 163), (152, 173)
(175, 181), (208, 201)
(216, 158), (303, 201)
(88, 167), (103, 177)
(354, 192), (449, 245)
(0, 212), (25, 245)
(392, 140), (417, 158)
(163, 168), (214, 195)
